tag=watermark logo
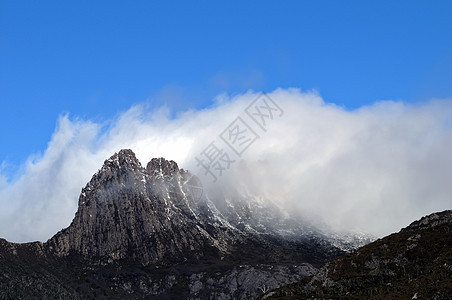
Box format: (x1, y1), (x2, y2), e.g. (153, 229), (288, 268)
(183, 174), (204, 201)
(195, 141), (235, 181)
(195, 93), (284, 182)
(245, 93), (284, 132)
(220, 117), (259, 157)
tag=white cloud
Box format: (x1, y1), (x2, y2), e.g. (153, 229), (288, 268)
(1, 89), (451, 242)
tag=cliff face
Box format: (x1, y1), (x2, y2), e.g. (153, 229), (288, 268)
(0, 149), (350, 299)
(47, 149), (231, 265)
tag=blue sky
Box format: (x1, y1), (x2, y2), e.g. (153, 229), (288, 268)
(1, 1), (452, 175)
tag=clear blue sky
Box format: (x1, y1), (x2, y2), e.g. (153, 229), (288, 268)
(1, 1), (452, 173)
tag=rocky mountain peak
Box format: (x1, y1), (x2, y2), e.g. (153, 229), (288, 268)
(146, 157), (179, 176)
(47, 149), (226, 265)
(101, 149), (142, 170)
(0, 149), (383, 299)
(79, 149), (144, 203)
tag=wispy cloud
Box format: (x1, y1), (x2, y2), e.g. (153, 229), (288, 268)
(1, 89), (451, 242)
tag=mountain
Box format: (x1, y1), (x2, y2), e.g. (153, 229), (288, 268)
(0, 149), (361, 299)
(261, 210), (452, 299)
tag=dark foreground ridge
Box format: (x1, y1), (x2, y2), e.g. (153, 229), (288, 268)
(0, 149), (354, 299)
(261, 210), (452, 299)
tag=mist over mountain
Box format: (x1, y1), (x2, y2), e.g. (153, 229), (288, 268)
(1, 90), (452, 243)
(1, 149), (368, 299)
(1, 149), (450, 299)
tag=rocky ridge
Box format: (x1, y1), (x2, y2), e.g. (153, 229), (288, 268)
(262, 210), (452, 299)
(401, 210), (452, 232)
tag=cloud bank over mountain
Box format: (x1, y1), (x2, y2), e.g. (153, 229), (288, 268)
(1, 88), (451, 242)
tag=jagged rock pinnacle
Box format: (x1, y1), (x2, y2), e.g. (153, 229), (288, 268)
(146, 157), (179, 176)
(47, 149), (222, 265)
(102, 149), (142, 170)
